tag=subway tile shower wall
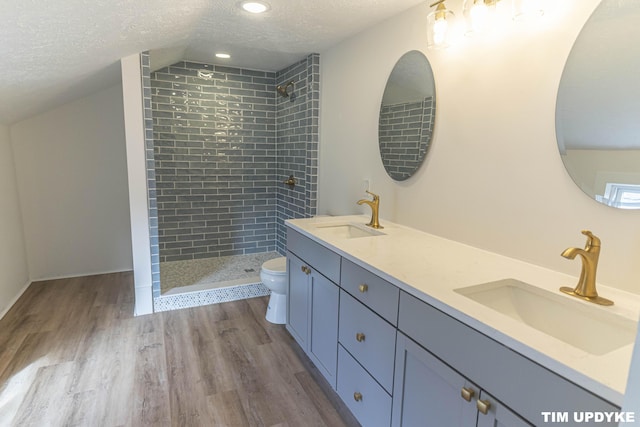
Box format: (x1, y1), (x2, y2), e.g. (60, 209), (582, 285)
(141, 52), (162, 296)
(378, 97), (434, 180)
(275, 54), (320, 254)
(151, 62), (278, 262)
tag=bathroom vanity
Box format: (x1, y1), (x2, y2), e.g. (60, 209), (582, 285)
(285, 216), (639, 426)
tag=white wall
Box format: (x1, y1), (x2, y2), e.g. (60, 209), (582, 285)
(11, 85), (133, 280)
(0, 125), (29, 317)
(319, 0), (640, 294)
(121, 54), (153, 316)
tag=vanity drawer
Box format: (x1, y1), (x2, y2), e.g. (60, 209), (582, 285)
(287, 228), (341, 283)
(398, 291), (620, 425)
(340, 258), (399, 325)
(339, 291), (397, 393)
(337, 345), (392, 427)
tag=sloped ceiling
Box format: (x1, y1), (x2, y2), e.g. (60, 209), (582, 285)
(0, 0), (424, 125)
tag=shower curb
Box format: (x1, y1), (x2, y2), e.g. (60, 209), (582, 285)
(153, 282), (270, 312)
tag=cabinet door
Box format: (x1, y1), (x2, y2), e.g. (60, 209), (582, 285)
(476, 391), (532, 427)
(309, 271), (339, 389)
(286, 253), (310, 349)
(392, 333), (478, 427)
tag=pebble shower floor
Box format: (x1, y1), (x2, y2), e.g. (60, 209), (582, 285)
(154, 252), (280, 312)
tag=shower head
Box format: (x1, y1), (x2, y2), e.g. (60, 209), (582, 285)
(277, 81), (294, 97)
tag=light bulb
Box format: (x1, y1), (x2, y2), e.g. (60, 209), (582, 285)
(433, 18), (449, 46)
(513, 0), (543, 21)
(470, 2), (489, 31)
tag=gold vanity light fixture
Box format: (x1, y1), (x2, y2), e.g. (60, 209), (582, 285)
(427, 0), (455, 49)
(431, 0), (544, 47)
(462, 0), (503, 36)
(512, 0), (544, 21)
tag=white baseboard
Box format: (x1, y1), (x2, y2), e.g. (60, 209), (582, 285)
(32, 268), (132, 282)
(1, 270), (135, 320)
(0, 280), (32, 321)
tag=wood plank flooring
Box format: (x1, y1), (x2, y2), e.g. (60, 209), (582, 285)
(0, 272), (359, 427)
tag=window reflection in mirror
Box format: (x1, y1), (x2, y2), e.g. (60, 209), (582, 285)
(556, 0), (640, 209)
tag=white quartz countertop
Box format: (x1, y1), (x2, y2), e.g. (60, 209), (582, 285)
(286, 215), (640, 406)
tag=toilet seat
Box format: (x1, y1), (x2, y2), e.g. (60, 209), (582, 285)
(262, 257), (286, 275)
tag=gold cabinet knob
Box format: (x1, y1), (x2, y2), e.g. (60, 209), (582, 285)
(358, 284), (368, 293)
(477, 399), (491, 415)
(353, 392), (363, 402)
(461, 387), (475, 402)
(301, 266), (311, 275)
(355, 332), (366, 342)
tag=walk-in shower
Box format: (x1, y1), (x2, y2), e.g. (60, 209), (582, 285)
(141, 53), (320, 311)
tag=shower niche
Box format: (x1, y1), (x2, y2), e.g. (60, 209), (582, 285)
(140, 52), (320, 311)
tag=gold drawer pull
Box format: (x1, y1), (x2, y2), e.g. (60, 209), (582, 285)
(353, 392), (363, 402)
(355, 332), (366, 342)
(301, 266), (311, 275)
(461, 387), (475, 402)
(358, 284), (369, 293)
(477, 399), (491, 415)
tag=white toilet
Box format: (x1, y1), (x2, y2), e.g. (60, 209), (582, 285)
(260, 257), (287, 324)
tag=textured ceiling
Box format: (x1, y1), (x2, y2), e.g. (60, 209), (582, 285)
(0, 0), (424, 125)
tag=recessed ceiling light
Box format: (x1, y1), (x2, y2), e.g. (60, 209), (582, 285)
(215, 53), (231, 59)
(241, 1), (270, 14)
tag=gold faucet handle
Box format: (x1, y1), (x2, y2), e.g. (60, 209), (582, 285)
(581, 230), (600, 247)
(365, 190), (379, 201)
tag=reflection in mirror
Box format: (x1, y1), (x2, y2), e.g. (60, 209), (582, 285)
(556, 0), (640, 209)
(379, 50), (436, 181)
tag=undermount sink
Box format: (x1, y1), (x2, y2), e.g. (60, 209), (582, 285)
(313, 222), (385, 239)
(455, 279), (637, 356)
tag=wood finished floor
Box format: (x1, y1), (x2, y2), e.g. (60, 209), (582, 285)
(0, 272), (359, 427)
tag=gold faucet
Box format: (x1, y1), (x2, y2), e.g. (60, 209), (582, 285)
(357, 190), (383, 229)
(559, 230), (613, 306)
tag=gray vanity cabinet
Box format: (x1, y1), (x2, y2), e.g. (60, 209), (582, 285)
(284, 225), (620, 427)
(335, 260), (399, 426)
(392, 333), (531, 427)
(286, 230), (341, 389)
(476, 391), (532, 427)
(398, 291), (619, 426)
(338, 291), (397, 393)
(392, 333), (479, 427)
(337, 346), (393, 426)
(308, 270), (339, 388)
(286, 253), (310, 348)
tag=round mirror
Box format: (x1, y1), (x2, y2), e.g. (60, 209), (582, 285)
(379, 50), (436, 181)
(556, 0), (640, 209)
